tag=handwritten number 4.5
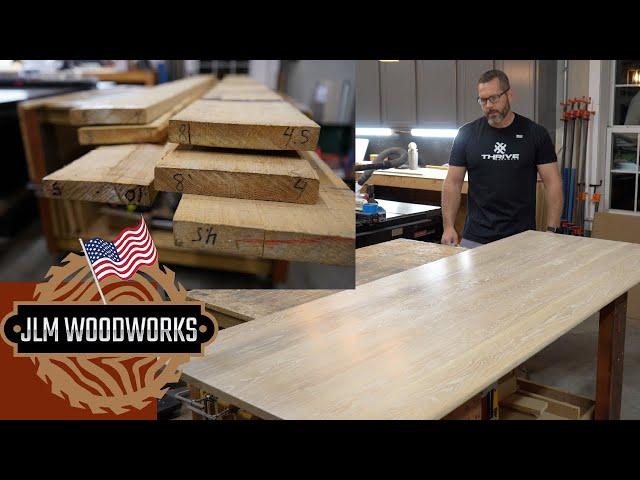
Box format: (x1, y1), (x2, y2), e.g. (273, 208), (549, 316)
(283, 128), (310, 146)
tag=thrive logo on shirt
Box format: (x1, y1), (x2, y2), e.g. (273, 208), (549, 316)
(482, 141), (520, 161)
(448, 113), (557, 244)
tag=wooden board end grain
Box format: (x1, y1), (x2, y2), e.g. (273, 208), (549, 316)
(42, 143), (176, 206)
(172, 152), (353, 265)
(168, 99), (320, 151)
(154, 146), (320, 204)
(172, 188), (354, 265)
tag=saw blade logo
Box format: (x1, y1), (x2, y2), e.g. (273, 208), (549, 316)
(494, 142), (507, 154)
(0, 252), (218, 415)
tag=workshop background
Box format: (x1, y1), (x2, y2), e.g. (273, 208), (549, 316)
(0, 60), (355, 289)
(355, 59), (640, 419)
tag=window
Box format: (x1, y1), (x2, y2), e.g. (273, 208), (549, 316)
(607, 61), (640, 213)
(614, 60), (640, 125)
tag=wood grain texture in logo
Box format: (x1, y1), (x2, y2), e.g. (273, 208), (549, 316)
(1, 252), (218, 415)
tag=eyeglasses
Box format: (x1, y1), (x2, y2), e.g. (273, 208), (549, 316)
(477, 88), (510, 106)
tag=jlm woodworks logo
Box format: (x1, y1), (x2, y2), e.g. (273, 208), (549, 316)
(0, 218), (218, 415)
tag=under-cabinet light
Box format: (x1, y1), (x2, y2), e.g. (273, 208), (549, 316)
(410, 128), (459, 138)
(356, 128), (394, 136)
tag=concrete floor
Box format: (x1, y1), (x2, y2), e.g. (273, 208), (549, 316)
(526, 313), (640, 420)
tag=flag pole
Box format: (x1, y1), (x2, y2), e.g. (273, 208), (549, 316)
(79, 238), (107, 305)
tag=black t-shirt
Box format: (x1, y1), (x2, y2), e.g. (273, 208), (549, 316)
(449, 113), (556, 244)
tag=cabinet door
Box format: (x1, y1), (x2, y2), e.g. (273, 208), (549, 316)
(496, 59), (536, 120)
(535, 60), (558, 139)
(416, 60), (457, 128)
(380, 60), (416, 126)
(456, 60), (494, 126)
(355, 60), (381, 125)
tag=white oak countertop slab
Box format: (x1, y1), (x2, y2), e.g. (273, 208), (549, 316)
(182, 231), (640, 419)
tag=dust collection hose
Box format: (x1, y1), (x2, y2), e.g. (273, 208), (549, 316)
(356, 147), (408, 186)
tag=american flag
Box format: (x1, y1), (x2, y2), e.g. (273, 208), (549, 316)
(83, 218), (158, 281)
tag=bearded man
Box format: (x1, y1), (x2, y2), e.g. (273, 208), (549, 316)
(441, 69), (564, 248)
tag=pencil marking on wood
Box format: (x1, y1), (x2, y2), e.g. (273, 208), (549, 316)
(192, 226), (217, 245)
(178, 124), (188, 144)
(299, 128), (310, 145)
(294, 179), (308, 198)
(124, 187), (142, 204)
(52, 182), (62, 197)
(282, 127), (294, 147)
(173, 173), (185, 192)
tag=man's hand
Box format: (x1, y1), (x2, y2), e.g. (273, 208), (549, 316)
(441, 227), (460, 246)
(441, 165), (466, 246)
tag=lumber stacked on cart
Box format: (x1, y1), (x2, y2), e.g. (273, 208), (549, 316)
(168, 88), (320, 150)
(154, 147), (321, 204)
(70, 75), (215, 125)
(42, 143), (177, 206)
(161, 75), (354, 266)
(20, 77), (275, 277)
(74, 75), (215, 145)
(40, 76), (216, 205)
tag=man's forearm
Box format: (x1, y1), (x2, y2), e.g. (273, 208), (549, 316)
(545, 181), (563, 228)
(442, 180), (462, 229)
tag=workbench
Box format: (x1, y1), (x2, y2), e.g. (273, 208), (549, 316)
(188, 239), (463, 328)
(356, 199), (442, 248)
(182, 232), (640, 419)
(355, 165), (548, 234)
(17, 87), (279, 279)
